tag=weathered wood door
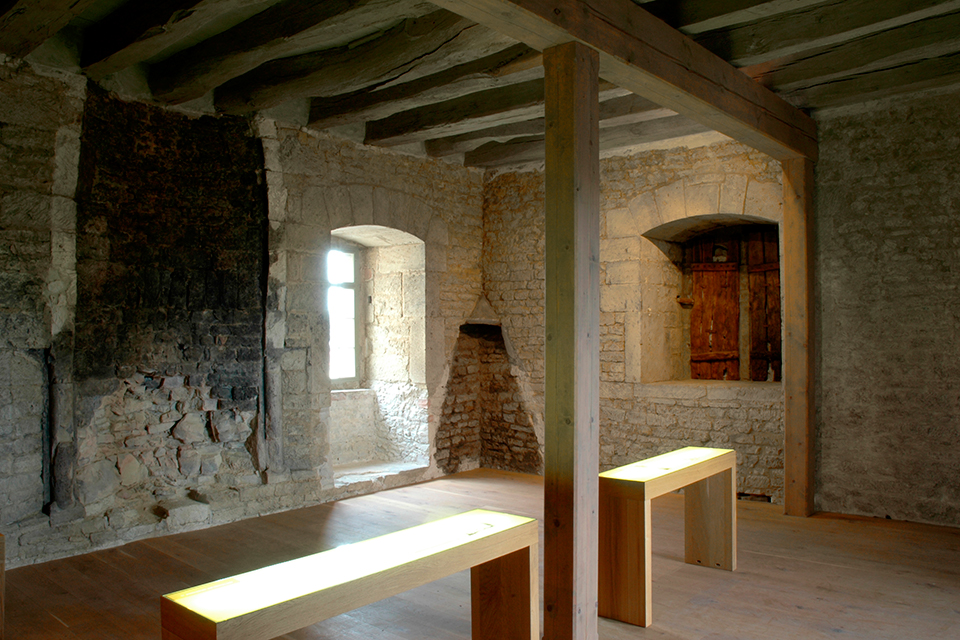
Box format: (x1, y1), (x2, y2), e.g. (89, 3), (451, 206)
(747, 227), (782, 381)
(690, 233), (740, 380)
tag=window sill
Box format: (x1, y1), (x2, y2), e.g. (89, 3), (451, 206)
(635, 379), (783, 402)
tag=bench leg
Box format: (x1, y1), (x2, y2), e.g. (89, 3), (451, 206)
(598, 493), (652, 627)
(471, 543), (539, 640)
(684, 468), (736, 571)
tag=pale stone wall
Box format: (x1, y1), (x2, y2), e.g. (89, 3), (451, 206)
(483, 141), (786, 501)
(329, 389), (380, 466)
(259, 121), (485, 481)
(815, 86), (960, 526)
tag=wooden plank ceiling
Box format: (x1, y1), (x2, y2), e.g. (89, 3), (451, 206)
(3, 0), (959, 168)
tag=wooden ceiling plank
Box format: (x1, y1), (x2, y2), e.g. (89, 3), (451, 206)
(308, 43), (541, 129)
(0, 0), (101, 58)
(783, 49), (960, 110)
(463, 112), (711, 168)
(425, 93), (674, 157)
(744, 10), (960, 91)
(429, 0), (817, 161)
(364, 77), (626, 147)
(694, 0), (960, 68)
(214, 10), (511, 114)
(81, 0), (275, 80)
(149, 0), (385, 104)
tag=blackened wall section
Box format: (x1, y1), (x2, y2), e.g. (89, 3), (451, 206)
(74, 87), (266, 411)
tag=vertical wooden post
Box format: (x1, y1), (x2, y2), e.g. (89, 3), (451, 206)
(782, 158), (816, 516)
(543, 41), (601, 640)
(1, 532), (5, 640)
(471, 543), (539, 640)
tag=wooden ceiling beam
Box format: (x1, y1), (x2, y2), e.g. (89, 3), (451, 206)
(364, 77), (627, 147)
(694, 0), (960, 67)
(745, 9), (960, 91)
(425, 93), (673, 157)
(0, 0), (100, 57)
(149, 0), (406, 105)
(81, 1), (281, 81)
(429, 0), (817, 161)
(783, 49), (960, 110)
(308, 43), (541, 129)
(214, 10), (514, 114)
(463, 112), (710, 168)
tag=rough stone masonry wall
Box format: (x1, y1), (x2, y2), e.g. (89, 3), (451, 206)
(436, 324), (540, 474)
(259, 123), (484, 483)
(0, 57), (84, 532)
(483, 141), (786, 502)
(816, 86), (960, 526)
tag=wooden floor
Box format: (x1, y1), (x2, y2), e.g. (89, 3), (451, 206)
(5, 469), (960, 639)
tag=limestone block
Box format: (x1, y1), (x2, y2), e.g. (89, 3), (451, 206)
(78, 459), (120, 505)
(628, 191), (660, 233)
(605, 260), (641, 285)
(409, 318), (426, 385)
(600, 284), (640, 313)
(301, 185), (330, 227)
(156, 499), (210, 528)
(380, 244), (425, 274)
(172, 413), (208, 444)
(624, 312), (642, 383)
(403, 270), (426, 318)
(605, 207), (637, 238)
(281, 348), (307, 371)
(349, 185), (374, 225)
(601, 237), (642, 262)
(118, 454), (148, 486)
(177, 448), (201, 476)
(744, 179), (783, 222)
(685, 182), (720, 217)
(655, 180), (686, 224)
(719, 174), (748, 214)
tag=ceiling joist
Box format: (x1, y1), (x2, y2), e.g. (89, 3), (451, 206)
(0, 0), (100, 57)
(429, 0), (818, 161)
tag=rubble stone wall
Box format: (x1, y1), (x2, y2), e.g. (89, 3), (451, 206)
(483, 141), (786, 502)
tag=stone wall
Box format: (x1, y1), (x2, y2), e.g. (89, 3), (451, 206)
(816, 86), (960, 525)
(436, 324), (540, 474)
(0, 57), (84, 534)
(483, 141), (787, 501)
(259, 122), (485, 482)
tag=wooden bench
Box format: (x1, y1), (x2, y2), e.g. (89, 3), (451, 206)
(161, 509), (539, 640)
(598, 446), (737, 627)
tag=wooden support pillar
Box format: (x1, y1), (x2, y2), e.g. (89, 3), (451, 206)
(543, 41), (601, 640)
(782, 158), (816, 516)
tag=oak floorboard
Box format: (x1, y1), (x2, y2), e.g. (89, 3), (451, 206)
(5, 469), (960, 640)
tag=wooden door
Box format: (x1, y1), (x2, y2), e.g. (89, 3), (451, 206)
(747, 228), (782, 381)
(689, 233), (739, 380)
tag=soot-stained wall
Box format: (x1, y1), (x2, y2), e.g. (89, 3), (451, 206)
(72, 87), (267, 515)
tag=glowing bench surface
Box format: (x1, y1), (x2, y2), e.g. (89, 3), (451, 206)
(161, 508), (539, 640)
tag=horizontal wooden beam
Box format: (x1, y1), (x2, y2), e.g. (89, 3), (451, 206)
(150, 0), (433, 105)
(82, 0), (275, 80)
(694, 0), (960, 67)
(215, 10), (513, 114)
(429, 0), (817, 161)
(425, 93), (673, 157)
(463, 113), (710, 167)
(0, 0), (100, 57)
(783, 48), (960, 110)
(745, 9), (960, 91)
(308, 43), (541, 129)
(365, 77), (625, 147)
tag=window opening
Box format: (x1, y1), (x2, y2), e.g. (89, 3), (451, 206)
(327, 247), (359, 383)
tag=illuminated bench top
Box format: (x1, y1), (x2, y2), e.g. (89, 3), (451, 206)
(161, 508), (538, 640)
(600, 446), (735, 499)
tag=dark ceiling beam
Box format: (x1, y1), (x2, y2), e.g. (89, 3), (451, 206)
(693, 0), (960, 67)
(214, 10), (513, 114)
(150, 0), (408, 105)
(639, 0), (770, 32)
(744, 9), (960, 91)
(80, 0), (212, 80)
(0, 0), (100, 58)
(308, 43), (541, 129)
(429, 0), (817, 161)
(782, 48), (960, 110)
(425, 93), (674, 157)
(364, 78), (627, 147)
(463, 113), (711, 168)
